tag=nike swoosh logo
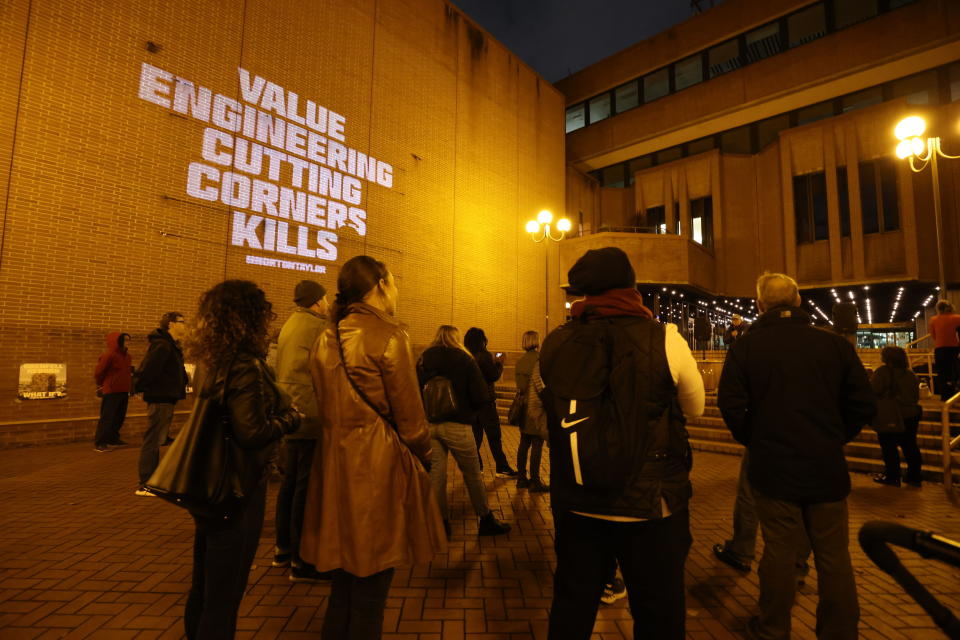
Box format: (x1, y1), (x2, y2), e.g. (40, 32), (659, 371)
(561, 416), (589, 429)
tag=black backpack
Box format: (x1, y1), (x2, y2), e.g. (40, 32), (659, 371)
(540, 316), (682, 491)
(421, 375), (459, 423)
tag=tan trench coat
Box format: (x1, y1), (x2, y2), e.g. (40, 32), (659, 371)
(299, 303), (445, 577)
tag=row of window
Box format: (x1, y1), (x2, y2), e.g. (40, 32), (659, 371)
(590, 62), (960, 189)
(566, 0), (916, 134)
(794, 158), (900, 243)
(637, 196), (715, 248)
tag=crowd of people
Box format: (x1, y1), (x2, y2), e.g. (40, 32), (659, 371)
(87, 245), (960, 639)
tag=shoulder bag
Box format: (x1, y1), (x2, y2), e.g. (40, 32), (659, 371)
(144, 358), (247, 517)
(506, 386), (527, 426)
(872, 369), (905, 434)
(421, 375), (460, 423)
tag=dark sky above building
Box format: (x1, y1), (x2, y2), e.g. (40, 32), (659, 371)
(450, 0), (695, 83)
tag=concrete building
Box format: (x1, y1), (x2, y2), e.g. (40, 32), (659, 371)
(0, 0), (565, 446)
(557, 0), (960, 333)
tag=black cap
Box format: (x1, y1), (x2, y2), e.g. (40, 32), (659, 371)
(294, 280), (326, 307)
(567, 247), (636, 296)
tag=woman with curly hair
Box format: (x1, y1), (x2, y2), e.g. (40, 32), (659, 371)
(181, 280), (301, 639)
(300, 256), (445, 639)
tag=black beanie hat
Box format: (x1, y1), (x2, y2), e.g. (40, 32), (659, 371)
(294, 280), (327, 307)
(567, 247), (636, 296)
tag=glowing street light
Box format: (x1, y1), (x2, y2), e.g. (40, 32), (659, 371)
(526, 209), (572, 333)
(894, 115), (958, 296)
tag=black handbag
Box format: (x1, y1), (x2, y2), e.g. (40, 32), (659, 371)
(506, 387), (527, 426)
(873, 396), (905, 434)
(144, 361), (249, 517)
(421, 376), (459, 423)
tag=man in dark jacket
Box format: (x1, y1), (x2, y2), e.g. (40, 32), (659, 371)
(273, 281), (330, 582)
(93, 332), (132, 451)
(718, 273), (876, 640)
(540, 247), (704, 640)
(135, 312), (188, 495)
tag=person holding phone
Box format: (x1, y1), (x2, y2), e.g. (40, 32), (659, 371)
(463, 327), (517, 477)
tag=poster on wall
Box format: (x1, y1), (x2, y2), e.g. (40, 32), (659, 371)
(18, 363), (67, 400)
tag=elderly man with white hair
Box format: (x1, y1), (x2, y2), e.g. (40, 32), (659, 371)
(718, 272), (876, 640)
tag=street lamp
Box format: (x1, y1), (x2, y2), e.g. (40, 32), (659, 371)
(526, 209), (572, 334)
(894, 115), (958, 295)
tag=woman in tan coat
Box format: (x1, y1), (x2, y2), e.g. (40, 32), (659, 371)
(300, 255), (445, 639)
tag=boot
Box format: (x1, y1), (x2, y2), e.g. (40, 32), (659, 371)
(529, 478), (549, 493)
(516, 475), (530, 489)
(478, 512), (511, 536)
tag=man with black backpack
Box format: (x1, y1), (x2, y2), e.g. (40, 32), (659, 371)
(539, 247), (704, 640)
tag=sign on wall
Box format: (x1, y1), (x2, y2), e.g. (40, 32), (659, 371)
(138, 63), (396, 274)
(18, 363), (67, 400)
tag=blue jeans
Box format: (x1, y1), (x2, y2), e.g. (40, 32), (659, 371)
(429, 421), (489, 518)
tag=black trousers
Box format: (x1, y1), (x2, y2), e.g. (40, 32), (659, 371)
(322, 568), (395, 640)
(275, 439), (316, 563)
(516, 433), (543, 481)
(94, 392), (128, 447)
(185, 481), (267, 640)
(933, 346), (959, 398)
(472, 403), (509, 470)
(877, 416), (923, 482)
(548, 509), (691, 640)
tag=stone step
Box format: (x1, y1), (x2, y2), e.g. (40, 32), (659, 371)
(686, 425), (951, 452)
(688, 439), (959, 483)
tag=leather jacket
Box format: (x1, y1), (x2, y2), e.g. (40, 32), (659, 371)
(300, 303), (445, 577)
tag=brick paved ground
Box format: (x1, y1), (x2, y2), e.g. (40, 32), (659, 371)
(0, 426), (958, 639)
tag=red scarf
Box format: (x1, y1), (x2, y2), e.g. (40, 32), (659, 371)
(570, 288), (654, 319)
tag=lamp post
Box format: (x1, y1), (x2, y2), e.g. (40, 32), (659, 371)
(895, 115), (958, 296)
(526, 209), (572, 335)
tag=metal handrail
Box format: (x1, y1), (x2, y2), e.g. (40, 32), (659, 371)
(942, 390), (960, 503)
(906, 333), (931, 349)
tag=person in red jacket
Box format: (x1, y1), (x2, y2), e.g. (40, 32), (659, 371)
(94, 332), (132, 451)
(929, 300), (960, 399)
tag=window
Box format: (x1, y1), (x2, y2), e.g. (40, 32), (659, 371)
(565, 104), (585, 133)
(601, 164), (626, 188)
(674, 55), (703, 91)
(797, 100), (835, 125)
(720, 125), (752, 154)
(646, 205), (666, 233)
(643, 68), (670, 102)
(690, 196), (714, 248)
(745, 22), (782, 64)
(674, 202), (682, 235)
(859, 159), (899, 233)
(794, 172), (828, 243)
(656, 146), (683, 164)
(788, 4), (826, 48)
(708, 39), (740, 78)
(833, 0), (879, 29)
(687, 136), (716, 155)
(627, 156), (653, 185)
(756, 114), (789, 149)
(615, 81), (640, 113)
(891, 70), (939, 105)
(841, 87), (883, 113)
(588, 93), (611, 124)
(837, 167), (851, 237)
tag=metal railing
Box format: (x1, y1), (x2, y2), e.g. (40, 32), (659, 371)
(942, 390), (960, 503)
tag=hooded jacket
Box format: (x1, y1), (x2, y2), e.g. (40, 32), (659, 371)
(136, 328), (188, 404)
(94, 332), (132, 395)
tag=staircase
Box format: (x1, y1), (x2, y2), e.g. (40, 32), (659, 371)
(492, 364), (960, 484)
(688, 393), (960, 483)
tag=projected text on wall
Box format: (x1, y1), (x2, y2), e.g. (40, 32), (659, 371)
(138, 63), (394, 271)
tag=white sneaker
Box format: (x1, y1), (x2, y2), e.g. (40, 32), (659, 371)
(134, 488), (155, 497)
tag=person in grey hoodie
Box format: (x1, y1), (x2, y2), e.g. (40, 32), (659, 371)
(273, 280), (331, 582)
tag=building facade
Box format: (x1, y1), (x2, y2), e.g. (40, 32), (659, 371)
(0, 0), (566, 446)
(557, 0), (960, 324)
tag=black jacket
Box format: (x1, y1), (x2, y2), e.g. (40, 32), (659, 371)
(136, 329), (188, 403)
(417, 346), (490, 425)
(717, 306), (876, 503)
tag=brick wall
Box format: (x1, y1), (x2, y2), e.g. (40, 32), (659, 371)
(0, 0), (566, 447)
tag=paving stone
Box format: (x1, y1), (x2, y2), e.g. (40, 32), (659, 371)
(0, 437), (957, 639)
